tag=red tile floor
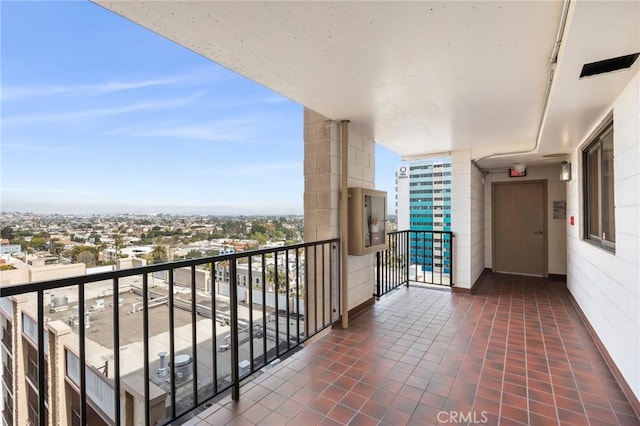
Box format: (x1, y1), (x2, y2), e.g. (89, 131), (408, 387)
(184, 274), (640, 425)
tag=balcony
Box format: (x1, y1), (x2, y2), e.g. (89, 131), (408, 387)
(185, 273), (640, 425)
(1, 235), (639, 425)
(0, 239), (339, 425)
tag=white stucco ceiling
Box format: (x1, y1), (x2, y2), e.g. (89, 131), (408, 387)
(95, 1), (639, 169)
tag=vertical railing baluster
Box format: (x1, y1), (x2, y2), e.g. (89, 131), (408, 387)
(335, 243), (340, 320)
(285, 249), (290, 349)
(438, 233), (443, 285)
(211, 261), (218, 395)
(142, 273), (150, 426)
(406, 231), (410, 286)
(375, 252), (381, 299)
(261, 254), (267, 366)
(168, 268), (176, 418)
(248, 256), (254, 371)
(191, 265), (198, 406)
(450, 233), (455, 286)
(321, 245), (325, 328)
(313, 244), (318, 334)
(304, 246), (309, 338)
(296, 249), (300, 343)
(229, 259), (240, 401)
(79, 283), (87, 426)
(37, 290), (46, 426)
(113, 277), (121, 426)
(274, 253), (279, 358)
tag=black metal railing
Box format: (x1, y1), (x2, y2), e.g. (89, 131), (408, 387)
(0, 238), (340, 426)
(375, 230), (454, 298)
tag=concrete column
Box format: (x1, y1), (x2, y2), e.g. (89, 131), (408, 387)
(47, 320), (72, 426)
(303, 108), (340, 333)
(451, 150), (485, 290)
(11, 295), (28, 426)
(303, 108), (378, 324)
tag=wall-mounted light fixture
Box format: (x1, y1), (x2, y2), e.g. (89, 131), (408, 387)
(560, 161), (571, 181)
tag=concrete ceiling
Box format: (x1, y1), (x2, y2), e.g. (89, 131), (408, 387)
(95, 1), (639, 170)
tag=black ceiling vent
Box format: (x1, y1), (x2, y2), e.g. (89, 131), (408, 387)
(580, 53), (640, 78)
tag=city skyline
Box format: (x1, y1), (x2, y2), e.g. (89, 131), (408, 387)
(0, 1), (401, 216)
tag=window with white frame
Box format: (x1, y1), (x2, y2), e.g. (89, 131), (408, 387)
(583, 118), (615, 251)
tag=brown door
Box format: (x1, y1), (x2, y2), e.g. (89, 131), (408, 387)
(493, 180), (547, 276)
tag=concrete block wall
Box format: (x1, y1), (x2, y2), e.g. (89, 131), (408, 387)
(567, 71), (640, 402)
(303, 108), (341, 242)
(303, 108), (376, 314)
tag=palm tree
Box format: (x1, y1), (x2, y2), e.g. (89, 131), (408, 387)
(114, 233), (124, 258)
(265, 265), (287, 293)
(150, 244), (168, 264)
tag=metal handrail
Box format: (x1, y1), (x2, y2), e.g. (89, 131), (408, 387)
(375, 230), (454, 298)
(0, 238), (340, 426)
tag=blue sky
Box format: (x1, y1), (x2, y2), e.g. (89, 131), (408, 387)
(1, 1), (401, 215)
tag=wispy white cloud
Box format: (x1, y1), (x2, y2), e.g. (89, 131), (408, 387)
(2, 76), (192, 102)
(1, 66), (235, 102)
(106, 117), (265, 142)
(2, 92), (205, 127)
(1, 142), (76, 153)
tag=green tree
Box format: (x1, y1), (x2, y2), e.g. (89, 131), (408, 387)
(9, 238), (26, 250)
(50, 240), (66, 258)
(113, 233), (124, 257)
(76, 250), (97, 267)
(1, 226), (14, 240)
(150, 244), (168, 264)
(251, 232), (268, 245)
(29, 237), (47, 251)
(70, 245), (98, 262)
(185, 249), (203, 259)
(265, 265), (287, 293)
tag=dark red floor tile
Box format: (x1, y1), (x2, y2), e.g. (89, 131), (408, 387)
(327, 403), (356, 424)
(359, 399), (388, 419)
(500, 403), (530, 424)
(348, 412), (378, 426)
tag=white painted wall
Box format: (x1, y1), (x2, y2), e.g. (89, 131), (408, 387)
(567, 71), (640, 401)
(483, 163), (567, 275)
(451, 150), (485, 289)
(470, 163), (485, 286)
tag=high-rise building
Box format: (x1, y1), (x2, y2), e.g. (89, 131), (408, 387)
(396, 157), (452, 232)
(396, 157), (452, 274)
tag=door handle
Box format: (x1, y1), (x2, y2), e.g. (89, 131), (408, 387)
(533, 231), (543, 235)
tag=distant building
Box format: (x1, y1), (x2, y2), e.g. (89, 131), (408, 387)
(0, 244), (22, 255)
(396, 157), (452, 272)
(396, 157), (452, 232)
